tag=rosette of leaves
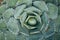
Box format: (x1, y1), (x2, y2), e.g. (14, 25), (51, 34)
(14, 0), (58, 40)
(0, 0), (58, 40)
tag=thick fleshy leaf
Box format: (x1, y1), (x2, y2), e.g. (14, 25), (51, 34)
(54, 15), (60, 32)
(44, 20), (55, 38)
(0, 4), (7, 14)
(54, 32), (60, 40)
(29, 33), (43, 40)
(47, 3), (58, 19)
(7, 17), (19, 34)
(33, 1), (48, 12)
(20, 12), (27, 22)
(16, 34), (28, 40)
(6, 0), (17, 7)
(20, 12), (27, 27)
(40, 12), (49, 34)
(16, 0), (32, 6)
(0, 32), (5, 40)
(0, 19), (7, 29)
(34, 12), (42, 23)
(18, 24), (29, 36)
(54, 16), (60, 25)
(24, 6), (42, 15)
(14, 5), (26, 19)
(41, 12), (49, 24)
(3, 8), (15, 21)
(5, 31), (16, 40)
(44, 0), (58, 5)
(24, 24), (36, 29)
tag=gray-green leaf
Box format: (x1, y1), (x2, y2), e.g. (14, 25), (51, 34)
(0, 4), (7, 14)
(3, 8), (15, 21)
(54, 15), (60, 32)
(47, 3), (58, 19)
(0, 32), (5, 40)
(16, 0), (32, 6)
(7, 17), (19, 34)
(24, 6), (42, 15)
(5, 31), (16, 40)
(33, 1), (48, 12)
(14, 5), (26, 19)
(6, 0), (17, 7)
(0, 19), (7, 29)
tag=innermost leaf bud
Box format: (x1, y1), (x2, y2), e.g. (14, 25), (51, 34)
(28, 18), (37, 26)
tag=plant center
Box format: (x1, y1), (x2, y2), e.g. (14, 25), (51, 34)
(28, 18), (37, 26)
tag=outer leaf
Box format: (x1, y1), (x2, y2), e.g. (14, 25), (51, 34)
(54, 32), (60, 40)
(6, 0), (17, 7)
(44, 0), (58, 5)
(54, 15), (60, 32)
(16, 34), (28, 40)
(16, 0), (32, 6)
(0, 4), (7, 14)
(33, 1), (48, 12)
(0, 32), (5, 40)
(44, 20), (55, 38)
(29, 33), (43, 40)
(5, 31), (16, 40)
(0, 19), (7, 29)
(3, 8), (15, 21)
(7, 17), (19, 34)
(14, 5), (26, 19)
(47, 3), (58, 19)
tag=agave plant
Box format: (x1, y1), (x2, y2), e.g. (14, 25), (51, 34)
(0, 0), (58, 40)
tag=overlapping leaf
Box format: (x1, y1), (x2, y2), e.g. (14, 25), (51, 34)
(5, 31), (16, 40)
(54, 15), (60, 32)
(14, 4), (26, 19)
(0, 4), (7, 14)
(16, 0), (32, 6)
(47, 3), (58, 19)
(6, 0), (17, 7)
(7, 17), (19, 34)
(0, 19), (7, 29)
(0, 0), (59, 40)
(33, 1), (48, 12)
(0, 32), (5, 40)
(3, 8), (15, 21)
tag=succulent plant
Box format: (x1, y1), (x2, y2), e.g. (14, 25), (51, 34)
(0, 0), (59, 40)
